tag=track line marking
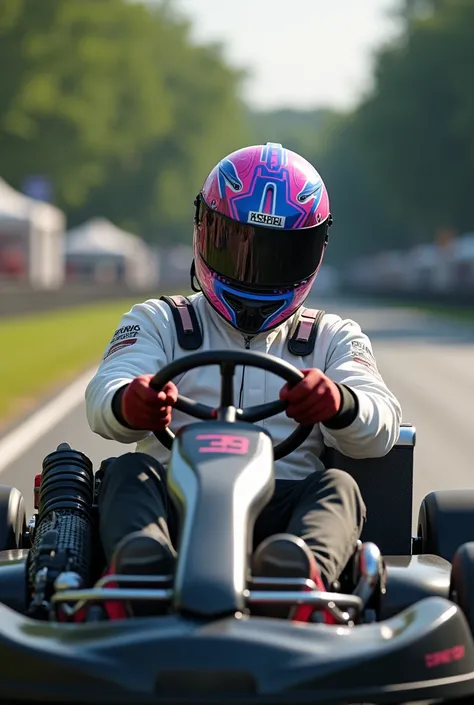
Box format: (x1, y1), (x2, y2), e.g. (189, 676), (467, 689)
(0, 367), (97, 474)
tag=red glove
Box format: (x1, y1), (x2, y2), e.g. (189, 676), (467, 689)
(120, 374), (178, 431)
(279, 368), (342, 425)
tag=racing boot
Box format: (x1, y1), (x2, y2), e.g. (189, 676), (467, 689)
(251, 533), (331, 623)
(107, 527), (176, 617)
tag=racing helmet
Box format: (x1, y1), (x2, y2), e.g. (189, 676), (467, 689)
(192, 143), (332, 335)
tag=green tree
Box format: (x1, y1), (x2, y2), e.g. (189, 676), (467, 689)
(356, 0), (474, 238)
(0, 0), (248, 242)
(311, 114), (411, 264)
(0, 0), (173, 207)
(72, 14), (249, 243)
(310, 0), (474, 262)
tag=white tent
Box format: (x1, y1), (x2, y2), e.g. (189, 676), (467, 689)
(403, 243), (451, 293)
(65, 218), (158, 290)
(451, 233), (474, 261)
(447, 233), (474, 291)
(369, 250), (411, 292)
(0, 177), (65, 288)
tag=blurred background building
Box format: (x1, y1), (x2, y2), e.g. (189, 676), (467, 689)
(65, 218), (159, 291)
(0, 178), (65, 289)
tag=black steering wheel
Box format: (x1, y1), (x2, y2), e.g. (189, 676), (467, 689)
(150, 350), (314, 461)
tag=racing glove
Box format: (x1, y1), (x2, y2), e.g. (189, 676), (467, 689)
(111, 374), (178, 431)
(279, 368), (358, 429)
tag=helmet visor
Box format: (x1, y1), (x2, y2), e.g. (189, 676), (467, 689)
(195, 200), (328, 289)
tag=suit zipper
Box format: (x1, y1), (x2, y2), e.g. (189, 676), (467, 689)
(238, 336), (252, 408)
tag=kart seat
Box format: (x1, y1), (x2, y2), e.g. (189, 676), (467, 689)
(322, 424), (415, 555)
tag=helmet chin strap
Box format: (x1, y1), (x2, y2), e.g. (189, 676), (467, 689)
(190, 260), (201, 293)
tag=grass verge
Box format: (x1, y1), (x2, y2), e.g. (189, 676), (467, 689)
(0, 297), (150, 429)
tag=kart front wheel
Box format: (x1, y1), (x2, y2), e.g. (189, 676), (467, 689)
(0, 486), (27, 551)
(451, 542), (474, 635)
(417, 490), (474, 563)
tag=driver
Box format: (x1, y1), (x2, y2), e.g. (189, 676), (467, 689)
(86, 143), (402, 619)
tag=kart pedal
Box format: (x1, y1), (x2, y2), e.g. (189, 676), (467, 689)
(352, 542), (386, 620)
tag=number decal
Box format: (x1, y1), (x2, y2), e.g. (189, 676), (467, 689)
(196, 434), (249, 455)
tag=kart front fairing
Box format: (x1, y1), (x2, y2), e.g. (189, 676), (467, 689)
(0, 593), (472, 704)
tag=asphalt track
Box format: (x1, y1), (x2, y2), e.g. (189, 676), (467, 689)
(1, 295), (474, 524)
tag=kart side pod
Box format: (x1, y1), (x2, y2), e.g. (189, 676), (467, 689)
(166, 421), (275, 617)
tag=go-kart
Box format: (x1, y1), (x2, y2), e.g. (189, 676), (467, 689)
(1, 350), (474, 704)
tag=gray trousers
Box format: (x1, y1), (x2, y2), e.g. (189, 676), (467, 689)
(99, 452), (366, 587)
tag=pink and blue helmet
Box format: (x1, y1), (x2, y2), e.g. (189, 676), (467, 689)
(192, 143), (332, 336)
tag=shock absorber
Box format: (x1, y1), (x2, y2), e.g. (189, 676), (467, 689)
(27, 443), (94, 618)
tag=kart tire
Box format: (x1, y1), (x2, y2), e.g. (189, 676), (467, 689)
(451, 542), (474, 635)
(0, 486), (27, 551)
(417, 490), (474, 563)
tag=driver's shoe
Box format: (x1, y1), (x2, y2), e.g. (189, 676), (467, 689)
(251, 533), (331, 623)
(110, 527), (176, 617)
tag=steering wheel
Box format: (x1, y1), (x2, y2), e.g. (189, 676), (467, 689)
(150, 350), (314, 461)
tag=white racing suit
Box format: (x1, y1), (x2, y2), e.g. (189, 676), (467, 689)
(86, 293), (402, 585)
